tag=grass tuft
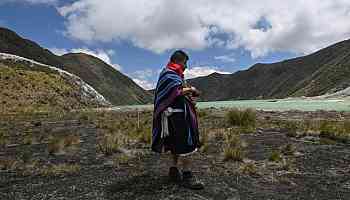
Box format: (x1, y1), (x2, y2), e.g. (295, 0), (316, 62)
(41, 164), (80, 176)
(0, 130), (9, 147)
(47, 136), (66, 155)
(240, 162), (258, 175)
(0, 158), (18, 171)
(269, 150), (283, 162)
(97, 133), (121, 156)
(281, 143), (296, 156)
(223, 131), (245, 162)
(112, 153), (131, 167)
(226, 108), (256, 129)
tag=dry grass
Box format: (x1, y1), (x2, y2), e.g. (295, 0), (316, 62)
(199, 128), (210, 153)
(223, 130), (246, 162)
(23, 132), (36, 145)
(281, 143), (296, 156)
(226, 108), (256, 129)
(0, 130), (9, 147)
(47, 136), (66, 155)
(112, 153), (132, 167)
(280, 158), (295, 171)
(40, 164), (81, 176)
(135, 126), (152, 144)
(0, 158), (19, 171)
(64, 134), (81, 147)
(97, 133), (121, 156)
(240, 162), (258, 175)
(278, 119), (350, 143)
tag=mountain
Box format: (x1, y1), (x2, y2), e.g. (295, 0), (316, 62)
(188, 39), (350, 101)
(0, 53), (110, 113)
(0, 27), (62, 67)
(0, 27), (152, 105)
(61, 53), (151, 105)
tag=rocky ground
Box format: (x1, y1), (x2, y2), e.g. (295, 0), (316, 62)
(0, 109), (350, 200)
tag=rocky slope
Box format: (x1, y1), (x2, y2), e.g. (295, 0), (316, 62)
(188, 39), (350, 101)
(0, 27), (152, 105)
(0, 53), (110, 113)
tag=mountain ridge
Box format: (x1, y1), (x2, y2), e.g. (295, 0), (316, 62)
(188, 38), (350, 101)
(0, 27), (152, 105)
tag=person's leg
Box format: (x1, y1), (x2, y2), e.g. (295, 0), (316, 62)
(168, 153), (181, 183)
(180, 156), (204, 190)
(171, 154), (179, 167)
(181, 155), (191, 171)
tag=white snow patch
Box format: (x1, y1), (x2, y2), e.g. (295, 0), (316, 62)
(0, 53), (111, 106)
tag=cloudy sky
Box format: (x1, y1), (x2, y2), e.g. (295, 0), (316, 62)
(1, 0), (350, 89)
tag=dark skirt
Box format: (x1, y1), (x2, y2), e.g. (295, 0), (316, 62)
(163, 96), (200, 155)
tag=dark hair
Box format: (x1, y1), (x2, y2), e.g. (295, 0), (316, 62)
(170, 50), (189, 63)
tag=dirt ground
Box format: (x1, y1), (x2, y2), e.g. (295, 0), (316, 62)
(1, 109), (350, 200)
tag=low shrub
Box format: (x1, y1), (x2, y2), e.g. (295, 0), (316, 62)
(269, 150), (283, 162)
(226, 108), (256, 128)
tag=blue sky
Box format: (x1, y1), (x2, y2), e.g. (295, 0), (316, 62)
(1, 0), (350, 89)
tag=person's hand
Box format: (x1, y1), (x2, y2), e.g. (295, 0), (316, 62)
(190, 86), (200, 97)
(182, 87), (193, 95)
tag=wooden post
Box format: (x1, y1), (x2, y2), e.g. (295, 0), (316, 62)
(137, 110), (140, 129)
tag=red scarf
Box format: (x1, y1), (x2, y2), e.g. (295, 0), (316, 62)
(166, 62), (184, 79)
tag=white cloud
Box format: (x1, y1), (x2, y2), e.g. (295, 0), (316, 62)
(49, 47), (122, 71)
(184, 66), (231, 79)
(129, 68), (158, 90)
(50, 48), (69, 56)
(132, 78), (154, 90)
(58, 0), (350, 58)
(214, 54), (236, 63)
(129, 66), (231, 89)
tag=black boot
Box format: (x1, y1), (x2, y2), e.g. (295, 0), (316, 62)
(182, 171), (204, 190)
(168, 167), (182, 183)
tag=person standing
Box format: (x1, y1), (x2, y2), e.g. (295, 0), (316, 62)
(152, 50), (204, 190)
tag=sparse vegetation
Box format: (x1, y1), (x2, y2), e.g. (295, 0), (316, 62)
(41, 164), (81, 176)
(226, 108), (256, 130)
(240, 162), (258, 175)
(0, 158), (18, 171)
(277, 119), (350, 143)
(135, 126), (152, 144)
(200, 128), (210, 153)
(47, 136), (66, 155)
(0, 130), (9, 147)
(112, 153), (132, 167)
(223, 130), (246, 162)
(0, 62), (105, 115)
(269, 150), (283, 162)
(280, 158), (294, 171)
(281, 143), (296, 156)
(64, 134), (81, 147)
(23, 132), (36, 145)
(97, 133), (121, 156)
(283, 121), (299, 137)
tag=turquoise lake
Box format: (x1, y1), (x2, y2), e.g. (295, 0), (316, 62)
(115, 99), (350, 112)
